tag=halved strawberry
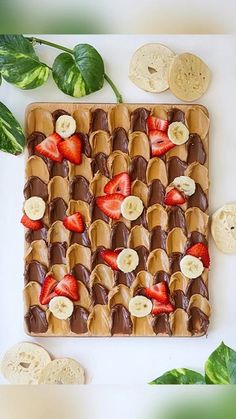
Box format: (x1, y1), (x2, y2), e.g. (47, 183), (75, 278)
(145, 282), (169, 303)
(149, 130), (175, 156)
(101, 249), (120, 270)
(186, 243), (210, 268)
(40, 275), (57, 305)
(104, 172), (131, 197)
(147, 116), (169, 132)
(164, 188), (186, 206)
(63, 212), (84, 233)
(152, 300), (174, 315)
(21, 214), (43, 231)
(96, 193), (124, 220)
(55, 274), (79, 301)
(58, 134), (82, 164)
(35, 133), (63, 162)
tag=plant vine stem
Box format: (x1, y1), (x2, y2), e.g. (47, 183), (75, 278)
(26, 36), (123, 103)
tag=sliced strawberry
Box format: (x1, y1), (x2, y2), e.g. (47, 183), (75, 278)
(40, 275), (57, 305)
(149, 130), (175, 157)
(101, 249), (120, 270)
(96, 193), (124, 220)
(152, 300), (174, 315)
(55, 274), (79, 301)
(58, 134), (82, 164)
(147, 116), (169, 132)
(21, 214), (43, 231)
(104, 172), (131, 197)
(164, 188), (186, 206)
(186, 243), (210, 268)
(63, 212), (84, 233)
(35, 133), (63, 162)
(145, 282), (169, 303)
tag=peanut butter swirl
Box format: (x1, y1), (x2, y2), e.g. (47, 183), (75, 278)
(23, 103), (210, 337)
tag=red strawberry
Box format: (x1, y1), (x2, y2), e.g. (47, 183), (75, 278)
(145, 282), (169, 303)
(152, 300), (174, 315)
(149, 130), (175, 156)
(147, 116), (169, 132)
(164, 188), (186, 206)
(186, 243), (210, 268)
(104, 172), (131, 197)
(35, 133), (63, 162)
(21, 214), (43, 231)
(58, 134), (82, 164)
(55, 274), (79, 301)
(101, 249), (120, 270)
(96, 193), (124, 220)
(40, 275), (57, 305)
(63, 212), (84, 233)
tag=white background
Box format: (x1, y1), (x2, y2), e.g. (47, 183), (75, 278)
(0, 35), (236, 389)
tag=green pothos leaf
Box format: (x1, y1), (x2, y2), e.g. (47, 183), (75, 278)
(73, 44), (104, 93)
(0, 101), (25, 155)
(0, 35), (50, 89)
(52, 52), (86, 97)
(205, 342), (236, 384)
(149, 368), (205, 385)
(52, 44), (104, 98)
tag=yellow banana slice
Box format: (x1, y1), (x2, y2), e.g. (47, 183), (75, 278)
(172, 175), (196, 196)
(24, 196), (46, 220)
(121, 195), (144, 221)
(129, 296), (152, 317)
(49, 296), (74, 320)
(55, 115), (76, 138)
(168, 122), (189, 145)
(117, 248), (139, 273)
(180, 255), (204, 279)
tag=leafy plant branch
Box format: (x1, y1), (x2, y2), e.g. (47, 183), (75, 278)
(26, 36), (123, 103)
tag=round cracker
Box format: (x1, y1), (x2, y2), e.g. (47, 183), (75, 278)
(1, 342), (51, 384)
(38, 358), (85, 384)
(129, 43), (176, 93)
(169, 52), (211, 101)
(211, 203), (236, 253)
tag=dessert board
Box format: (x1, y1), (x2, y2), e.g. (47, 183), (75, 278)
(23, 102), (210, 337)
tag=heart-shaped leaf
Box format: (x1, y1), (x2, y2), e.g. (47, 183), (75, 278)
(73, 44), (104, 93)
(52, 52), (86, 97)
(149, 368), (205, 384)
(0, 35), (50, 89)
(205, 342), (236, 384)
(0, 101), (25, 155)
(52, 44), (104, 98)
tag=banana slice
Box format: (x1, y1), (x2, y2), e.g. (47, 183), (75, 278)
(180, 255), (204, 279)
(55, 115), (76, 139)
(168, 122), (189, 145)
(24, 196), (46, 220)
(129, 296), (152, 317)
(117, 248), (139, 273)
(49, 296), (74, 320)
(121, 195), (144, 221)
(172, 176), (196, 196)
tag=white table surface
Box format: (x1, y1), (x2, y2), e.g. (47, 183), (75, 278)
(0, 34), (236, 385)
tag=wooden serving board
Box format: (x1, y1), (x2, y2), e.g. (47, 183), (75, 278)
(23, 102), (210, 337)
